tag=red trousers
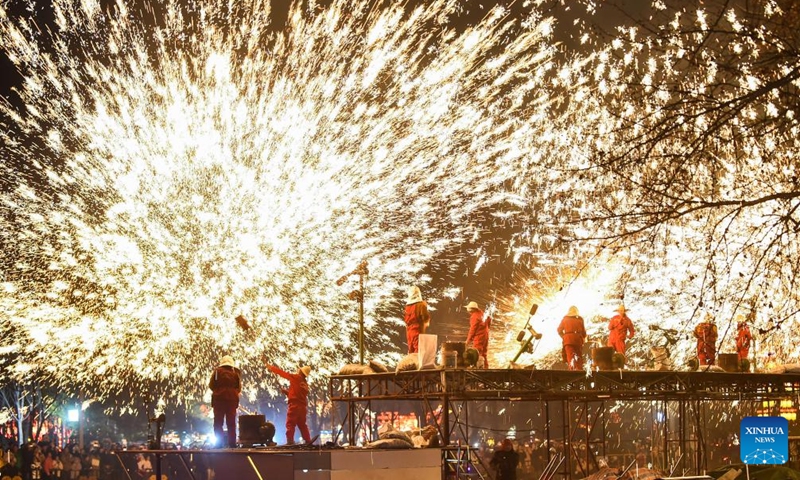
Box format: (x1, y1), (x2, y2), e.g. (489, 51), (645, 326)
(473, 338), (489, 368)
(563, 344), (584, 370)
(213, 400), (238, 448)
(697, 344), (716, 366)
(407, 326), (420, 354)
(607, 333), (627, 354)
(287, 404), (311, 444)
(737, 347), (750, 361)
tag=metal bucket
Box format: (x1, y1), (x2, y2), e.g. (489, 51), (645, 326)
(591, 347), (615, 370)
(238, 414), (265, 444)
(443, 351), (458, 368)
(441, 342), (465, 368)
(718, 353), (740, 372)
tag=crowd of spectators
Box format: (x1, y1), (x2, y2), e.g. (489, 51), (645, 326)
(0, 438), (150, 480)
(475, 438), (551, 479)
(473, 437), (660, 480)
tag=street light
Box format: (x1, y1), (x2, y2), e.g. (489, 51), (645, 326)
(67, 409), (79, 423)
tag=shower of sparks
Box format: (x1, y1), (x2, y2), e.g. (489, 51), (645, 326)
(486, 0), (800, 369)
(2, 0), (799, 409)
(0, 0), (577, 404)
(491, 257), (799, 371)
(488, 264), (623, 368)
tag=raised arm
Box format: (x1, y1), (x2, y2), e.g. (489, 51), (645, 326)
(268, 364), (292, 381)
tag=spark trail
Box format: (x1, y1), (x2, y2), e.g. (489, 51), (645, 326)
(0, 0), (573, 403)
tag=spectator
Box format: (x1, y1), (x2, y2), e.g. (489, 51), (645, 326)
(43, 451), (53, 480)
(88, 451), (100, 479)
(51, 450), (63, 479)
(135, 453), (152, 480)
(21, 440), (36, 480)
(69, 453), (81, 480)
(490, 438), (520, 480)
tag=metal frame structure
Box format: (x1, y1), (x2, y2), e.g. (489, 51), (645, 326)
(329, 369), (800, 478)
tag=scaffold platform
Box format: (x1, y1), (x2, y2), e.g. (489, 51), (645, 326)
(330, 368), (800, 402)
(328, 368), (800, 479)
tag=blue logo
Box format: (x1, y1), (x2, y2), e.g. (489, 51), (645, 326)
(740, 416), (788, 464)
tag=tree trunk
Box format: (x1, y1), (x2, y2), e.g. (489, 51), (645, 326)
(16, 393), (25, 446)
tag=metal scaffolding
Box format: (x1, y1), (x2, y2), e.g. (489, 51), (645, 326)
(329, 368), (800, 478)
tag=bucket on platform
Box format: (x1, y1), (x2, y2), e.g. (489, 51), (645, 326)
(591, 347), (615, 370)
(441, 342), (465, 368)
(239, 414), (266, 445)
(443, 351), (458, 368)
(718, 353), (740, 372)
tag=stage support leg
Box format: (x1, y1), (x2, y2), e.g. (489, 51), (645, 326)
(443, 391), (450, 446)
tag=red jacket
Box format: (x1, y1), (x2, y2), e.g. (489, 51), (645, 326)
(736, 324), (752, 351)
(558, 315), (586, 346)
(608, 314), (635, 340)
(208, 366), (241, 404)
(268, 365), (309, 406)
(694, 322), (718, 348)
(466, 309), (490, 347)
(405, 301), (430, 333)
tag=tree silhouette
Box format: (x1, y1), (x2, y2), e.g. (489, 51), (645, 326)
(545, 0), (800, 354)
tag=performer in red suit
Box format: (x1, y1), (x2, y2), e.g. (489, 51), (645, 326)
(607, 304), (635, 355)
(735, 317), (753, 362)
(404, 285), (431, 354)
(558, 306), (587, 370)
(268, 364), (313, 445)
(208, 355), (242, 448)
(465, 301), (491, 368)
(694, 314), (718, 366)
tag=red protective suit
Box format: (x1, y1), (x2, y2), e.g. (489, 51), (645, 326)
(694, 321), (718, 366)
(735, 323), (753, 361)
(607, 314), (635, 354)
(558, 315), (587, 370)
(268, 365), (312, 444)
(208, 365), (241, 448)
(404, 301), (430, 354)
(466, 309), (490, 368)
